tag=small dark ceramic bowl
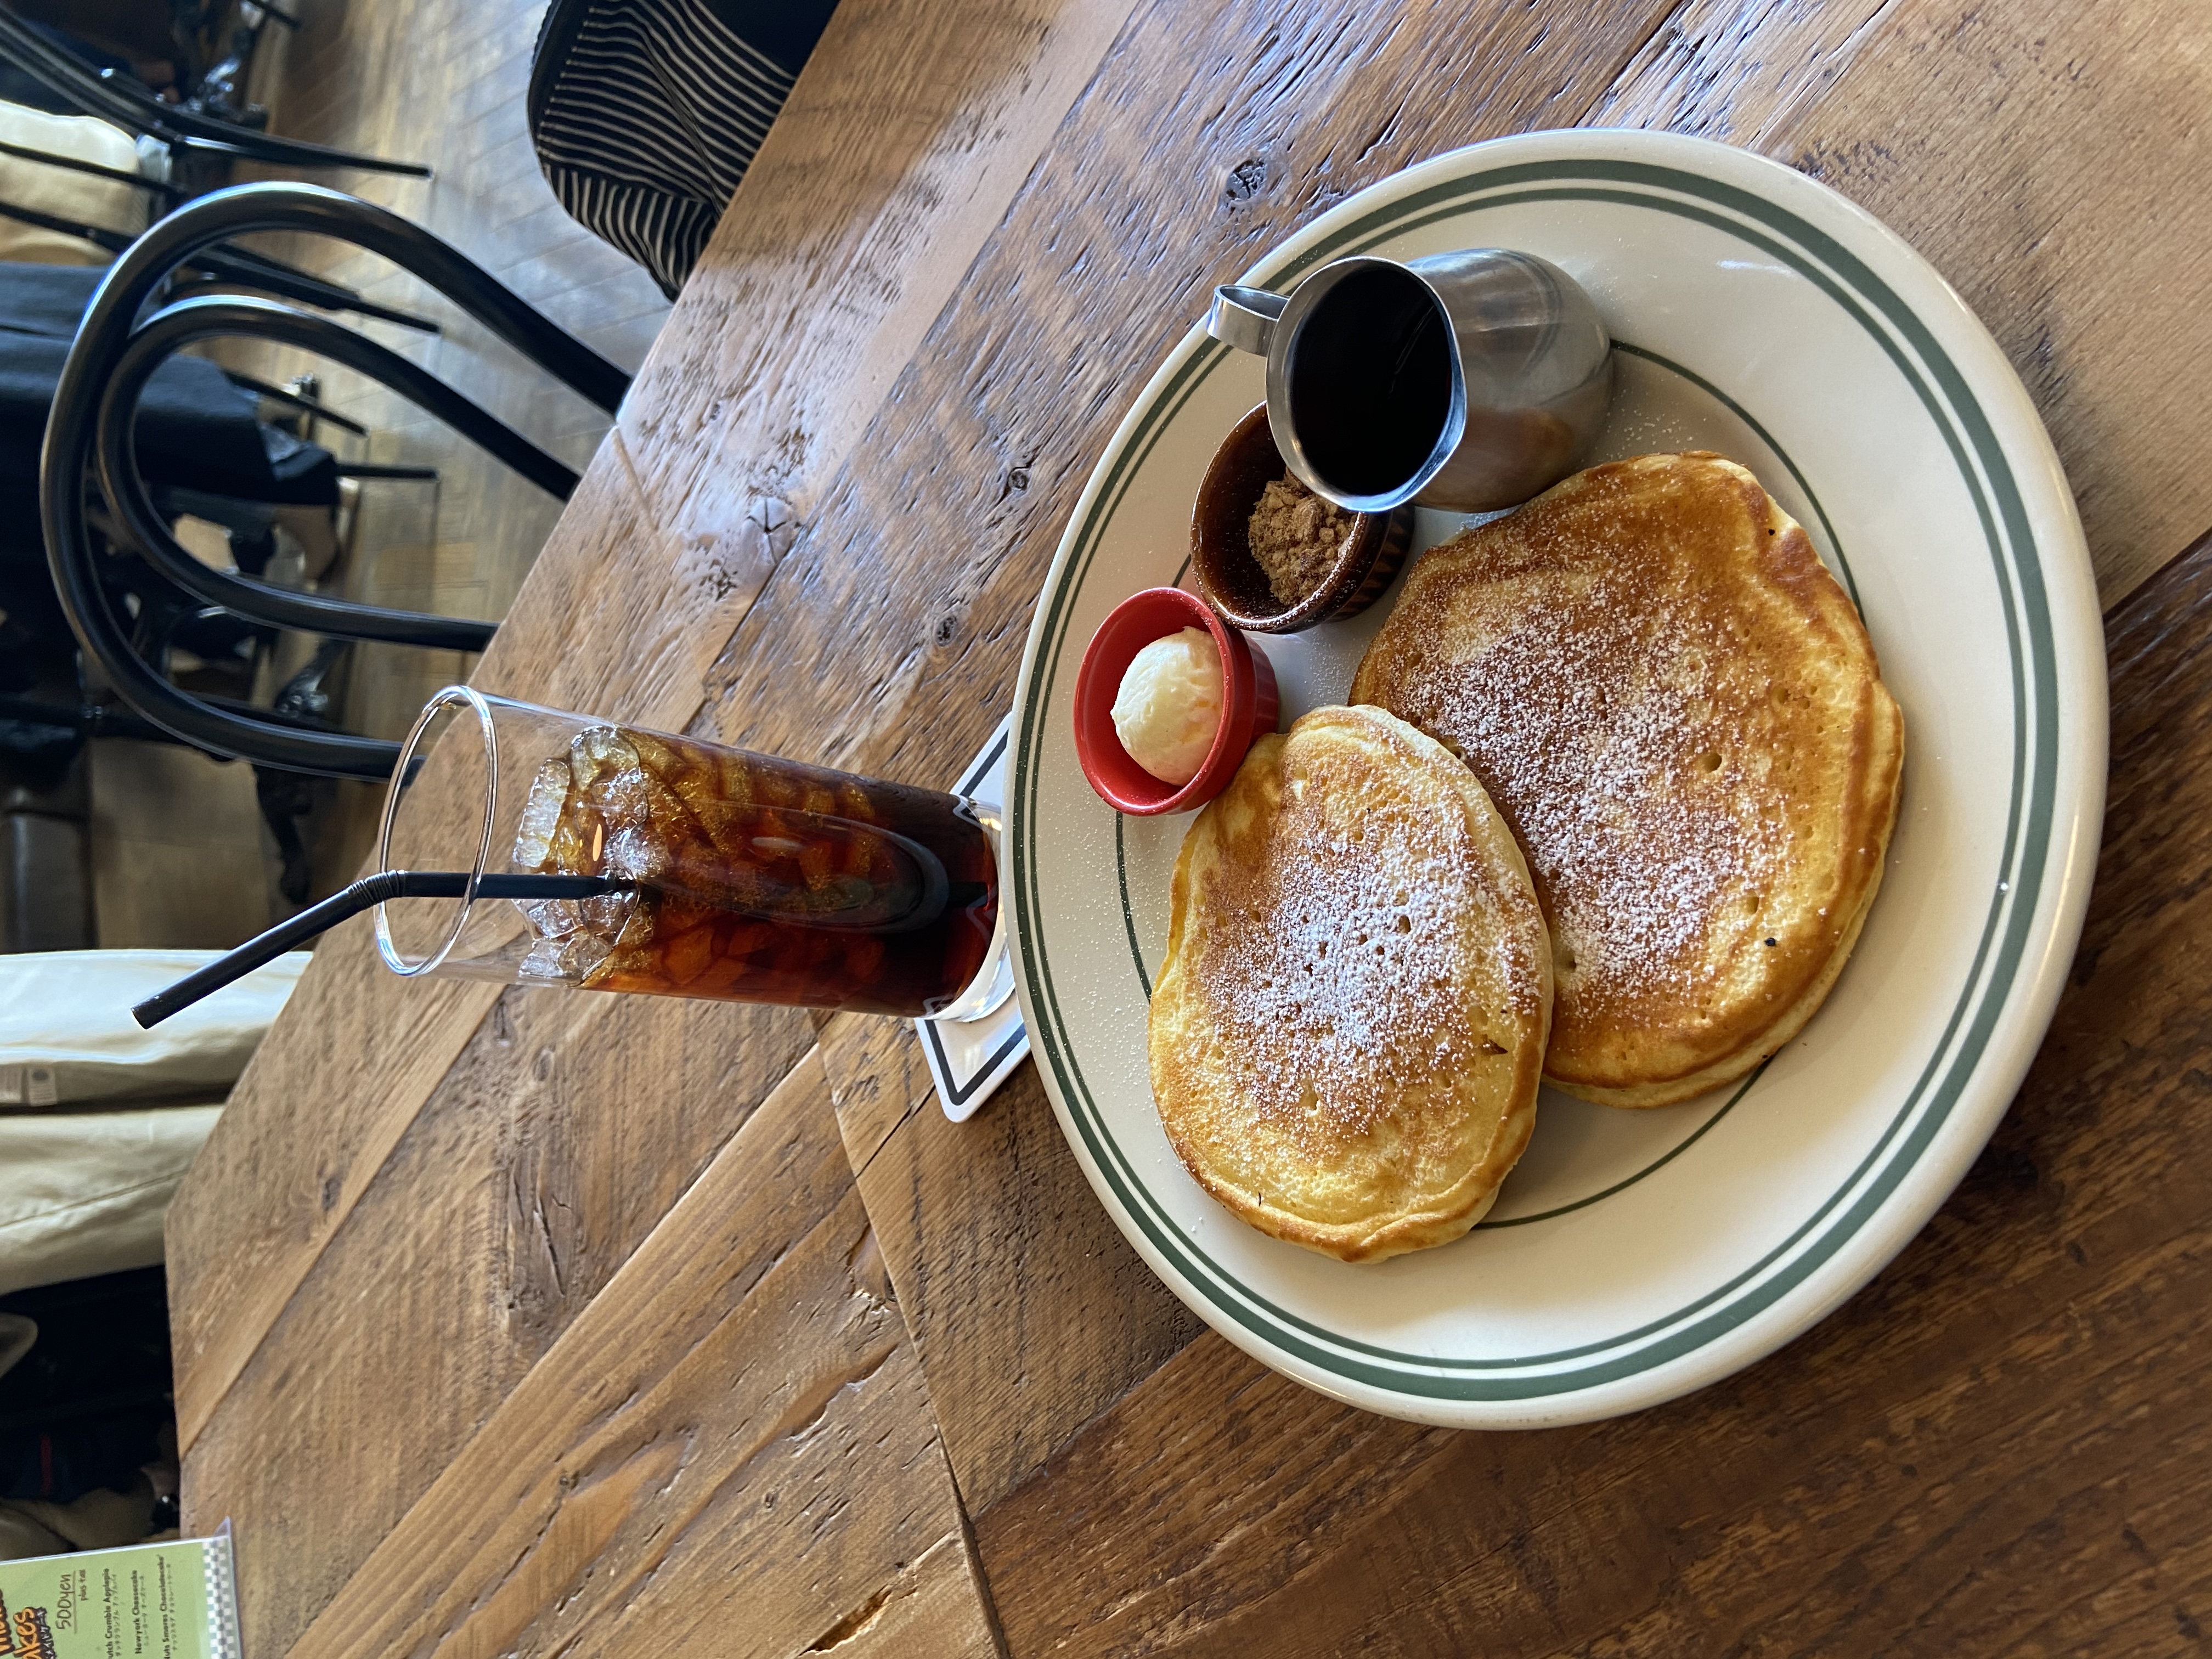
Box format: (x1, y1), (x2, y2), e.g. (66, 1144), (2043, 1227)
(1072, 587), (1279, 816)
(1190, 404), (1414, 634)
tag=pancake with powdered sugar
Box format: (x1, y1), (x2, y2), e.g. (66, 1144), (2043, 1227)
(1352, 452), (1904, 1107)
(1148, 704), (1553, 1261)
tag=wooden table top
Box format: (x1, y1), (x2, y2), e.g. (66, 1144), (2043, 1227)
(166, 2), (2212, 1654)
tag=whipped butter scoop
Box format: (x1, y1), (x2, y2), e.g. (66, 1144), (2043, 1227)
(1111, 627), (1223, 785)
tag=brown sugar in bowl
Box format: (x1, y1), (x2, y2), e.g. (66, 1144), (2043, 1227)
(1190, 404), (1414, 634)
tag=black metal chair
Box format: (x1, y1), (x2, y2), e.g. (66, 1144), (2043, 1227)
(0, 7), (429, 179)
(41, 182), (632, 781)
(0, 187), (438, 331)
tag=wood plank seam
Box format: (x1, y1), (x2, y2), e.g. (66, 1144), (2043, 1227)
(1742, 0), (1906, 145)
(268, 1049), (1000, 1659)
(2115, 522), (2212, 623)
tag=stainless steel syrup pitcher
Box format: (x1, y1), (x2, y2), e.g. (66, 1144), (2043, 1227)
(1206, 249), (1614, 514)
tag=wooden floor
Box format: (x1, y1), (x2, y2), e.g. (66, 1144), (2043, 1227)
(96, 0), (671, 944)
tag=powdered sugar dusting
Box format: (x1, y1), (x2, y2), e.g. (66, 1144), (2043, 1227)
(1353, 455), (1860, 1041)
(1180, 715), (1539, 1155)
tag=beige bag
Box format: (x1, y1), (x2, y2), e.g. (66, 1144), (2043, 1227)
(0, 101), (154, 265)
(0, 951), (306, 1295)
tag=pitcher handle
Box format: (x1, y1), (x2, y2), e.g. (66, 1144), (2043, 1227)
(1206, 284), (1287, 356)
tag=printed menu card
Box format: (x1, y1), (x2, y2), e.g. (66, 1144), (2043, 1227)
(0, 1536), (238, 1659)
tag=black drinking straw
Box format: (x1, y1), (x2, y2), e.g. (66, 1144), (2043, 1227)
(132, 870), (624, 1029)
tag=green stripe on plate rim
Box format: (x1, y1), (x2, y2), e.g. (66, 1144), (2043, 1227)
(1012, 156), (2055, 1400)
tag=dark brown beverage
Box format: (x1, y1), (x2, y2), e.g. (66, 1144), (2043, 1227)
(510, 724), (997, 1016)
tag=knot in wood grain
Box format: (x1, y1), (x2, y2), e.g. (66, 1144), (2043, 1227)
(1222, 153), (1274, 204)
(678, 496), (799, 604)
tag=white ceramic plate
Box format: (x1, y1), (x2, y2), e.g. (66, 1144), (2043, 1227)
(1005, 129), (2105, 1429)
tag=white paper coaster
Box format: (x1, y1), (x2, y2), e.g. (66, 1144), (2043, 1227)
(915, 715), (1028, 1122)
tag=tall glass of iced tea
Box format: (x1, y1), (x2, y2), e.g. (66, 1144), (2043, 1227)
(374, 687), (1007, 1020)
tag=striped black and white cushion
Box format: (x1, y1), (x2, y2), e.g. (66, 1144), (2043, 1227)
(527, 0), (837, 299)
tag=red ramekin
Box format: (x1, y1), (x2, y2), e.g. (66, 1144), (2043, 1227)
(1071, 586), (1279, 815)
